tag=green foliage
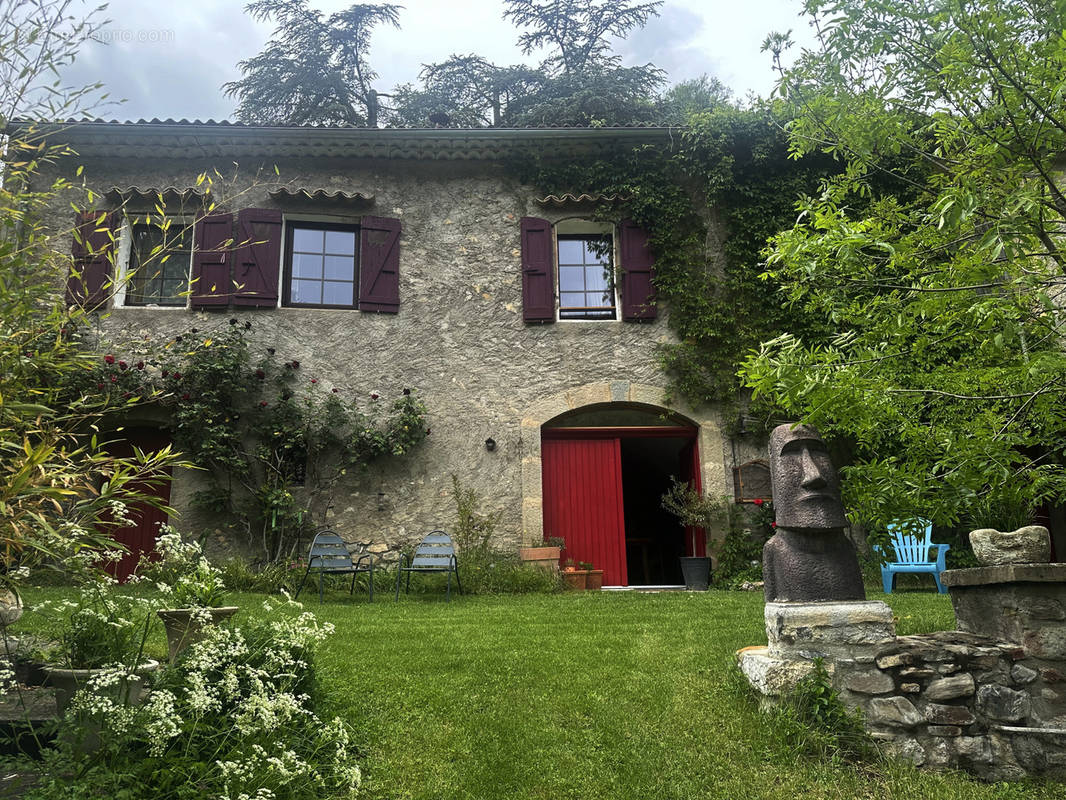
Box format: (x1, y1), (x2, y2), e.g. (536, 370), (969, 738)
(742, 1), (1066, 531)
(0, 4), (185, 594)
(772, 658), (874, 763)
(135, 529), (229, 608)
(449, 474), (503, 557)
(224, 0), (400, 125)
(27, 602), (360, 800)
(390, 0), (667, 127)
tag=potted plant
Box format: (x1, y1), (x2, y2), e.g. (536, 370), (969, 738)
(519, 536), (565, 570)
(136, 528), (238, 663)
(582, 561), (604, 591)
(561, 559), (587, 590)
(661, 479), (733, 591)
(38, 582), (160, 715)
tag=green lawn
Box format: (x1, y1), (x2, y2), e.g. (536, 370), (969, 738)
(12, 585), (1057, 799)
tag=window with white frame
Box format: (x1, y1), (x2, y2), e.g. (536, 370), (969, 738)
(122, 220), (193, 307)
(555, 219), (616, 321)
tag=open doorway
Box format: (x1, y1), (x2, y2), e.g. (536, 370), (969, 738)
(620, 437), (689, 585)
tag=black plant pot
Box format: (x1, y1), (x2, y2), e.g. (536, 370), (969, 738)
(680, 557), (711, 591)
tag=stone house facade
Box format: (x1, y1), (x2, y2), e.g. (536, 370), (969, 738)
(24, 120), (767, 586)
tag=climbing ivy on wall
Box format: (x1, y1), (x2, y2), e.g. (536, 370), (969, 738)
(515, 106), (839, 417)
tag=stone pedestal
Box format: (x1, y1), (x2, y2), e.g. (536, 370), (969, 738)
(738, 601), (896, 697)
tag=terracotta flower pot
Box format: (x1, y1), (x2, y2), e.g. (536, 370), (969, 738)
(157, 606), (239, 663)
(562, 570), (587, 590)
(586, 570), (604, 591)
(519, 545), (562, 571)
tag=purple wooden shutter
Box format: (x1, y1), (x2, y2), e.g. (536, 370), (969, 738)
(233, 208), (282, 308)
(619, 220), (657, 321)
(359, 216), (401, 313)
(191, 213), (233, 307)
(67, 211), (115, 309)
(521, 216), (555, 323)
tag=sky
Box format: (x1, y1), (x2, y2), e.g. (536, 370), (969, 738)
(62, 0), (817, 122)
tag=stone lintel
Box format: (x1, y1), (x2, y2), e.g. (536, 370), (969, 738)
(943, 565), (1066, 588)
(736, 646), (816, 697)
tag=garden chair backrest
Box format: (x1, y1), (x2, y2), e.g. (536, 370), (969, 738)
(410, 531), (456, 570)
(887, 520), (934, 565)
(308, 530), (355, 572)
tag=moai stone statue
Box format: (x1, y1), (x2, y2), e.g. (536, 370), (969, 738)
(762, 423), (865, 602)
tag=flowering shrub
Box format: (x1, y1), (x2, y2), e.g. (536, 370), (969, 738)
(72, 322), (429, 562)
(134, 527), (228, 608)
(30, 599), (361, 800)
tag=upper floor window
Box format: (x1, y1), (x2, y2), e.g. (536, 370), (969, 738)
(284, 222), (360, 308)
(557, 234), (616, 320)
(124, 222), (192, 307)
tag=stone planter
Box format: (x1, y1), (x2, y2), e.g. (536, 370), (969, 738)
(519, 545), (561, 572)
(680, 557), (711, 591)
(0, 588), (22, 627)
(44, 660), (160, 716)
(969, 526), (1051, 566)
(157, 606), (239, 663)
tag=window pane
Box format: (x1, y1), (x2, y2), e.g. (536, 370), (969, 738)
(323, 255), (354, 281)
(585, 266), (609, 291)
(560, 292), (585, 309)
(559, 266), (585, 292)
(292, 253), (323, 279)
(324, 230), (356, 256)
(128, 223), (190, 306)
(291, 279), (322, 305)
(322, 281), (355, 306)
(292, 228), (324, 253)
(557, 239), (584, 265)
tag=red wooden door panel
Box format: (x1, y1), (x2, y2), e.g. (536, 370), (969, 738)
(103, 428), (172, 582)
(542, 438), (628, 586)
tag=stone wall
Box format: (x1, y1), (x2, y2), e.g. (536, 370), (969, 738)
(35, 152), (732, 561)
(739, 575), (1066, 782)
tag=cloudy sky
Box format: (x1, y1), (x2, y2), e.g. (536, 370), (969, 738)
(64, 0), (816, 121)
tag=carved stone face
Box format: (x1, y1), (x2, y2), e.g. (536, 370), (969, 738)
(769, 424), (847, 530)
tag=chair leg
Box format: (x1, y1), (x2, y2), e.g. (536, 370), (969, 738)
(368, 563), (374, 602)
(394, 562), (402, 601)
(882, 570), (894, 595)
(934, 571), (947, 594)
(293, 564), (313, 600)
(349, 572), (357, 596)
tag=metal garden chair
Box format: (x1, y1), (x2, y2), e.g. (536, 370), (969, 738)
(394, 530), (462, 601)
(874, 520), (950, 594)
(294, 529), (374, 603)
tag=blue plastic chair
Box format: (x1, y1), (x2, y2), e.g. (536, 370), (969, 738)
(874, 520), (950, 594)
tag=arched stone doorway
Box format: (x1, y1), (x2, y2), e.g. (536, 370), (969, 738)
(519, 382), (728, 587)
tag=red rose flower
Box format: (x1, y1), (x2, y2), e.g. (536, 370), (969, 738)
(96, 382), (104, 390)
(291, 360), (300, 369)
(310, 378), (318, 384)
(753, 498), (764, 506)
(110, 375), (117, 383)
(771, 521), (777, 529)
(135, 361), (145, 370)
(255, 369), (266, 380)
(172, 372), (182, 380)
(370, 393), (379, 400)
(182, 393), (191, 401)
(118, 361), (128, 370)
(103, 354), (115, 365)
(259, 401), (268, 408)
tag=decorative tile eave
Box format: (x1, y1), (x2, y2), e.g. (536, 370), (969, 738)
(534, 193), (631, 207)
(104, 186), (207, 205)
(268, 187), (374, 205)
(6, 120), (682, 162)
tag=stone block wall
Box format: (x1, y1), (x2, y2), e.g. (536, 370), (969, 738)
(738, 596), (1066, 781)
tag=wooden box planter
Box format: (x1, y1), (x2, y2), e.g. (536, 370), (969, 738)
(519, 545), (561, 572)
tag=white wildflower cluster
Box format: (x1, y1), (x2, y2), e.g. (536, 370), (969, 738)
(136, 525), (228, 608)
(107, 499), (134, 527)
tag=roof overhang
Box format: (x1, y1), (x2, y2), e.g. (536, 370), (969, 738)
(5, 120), (682, 161)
